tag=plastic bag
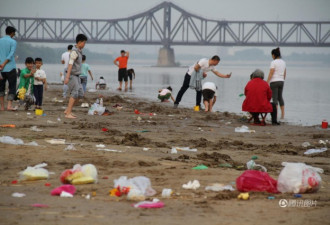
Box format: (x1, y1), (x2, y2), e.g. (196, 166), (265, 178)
(19, 163), (49, 181)
(60, 164), (98, 185)
(182, 180), (200, 190)
(235, 125), (255, 133)
(133, 198), (164, 208)
(51, 184), (76, 196)
(113, 176), (156, 200)
(246, 160), (267, 172)
(205, 183), (235, 192)
(88, 103), (105, 115)
(277, 162), (323, 193)
(0, 136), (24, 145)
(236, 170), (278, 193)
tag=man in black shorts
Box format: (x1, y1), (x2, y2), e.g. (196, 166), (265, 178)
(114, 50), (129, 91)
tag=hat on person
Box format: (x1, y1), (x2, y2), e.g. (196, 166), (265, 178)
(252, 69), (264, 79)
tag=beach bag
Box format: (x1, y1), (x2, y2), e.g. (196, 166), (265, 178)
(277, 162), (323, 193)
(236, 170), (278, 193)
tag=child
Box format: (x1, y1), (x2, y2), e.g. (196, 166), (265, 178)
(33, 57), (47, 110)
(18, 57), (35, 110)
(127, 68), (135, 89)
(64, 33), (88, 119)
(95, 76), (106, 89)
(202, 81), (217, 112)
(80, 54), (94, 93)
(158, 86), (174, 102)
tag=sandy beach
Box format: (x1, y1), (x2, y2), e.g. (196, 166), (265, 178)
(0, 84), (329, 225)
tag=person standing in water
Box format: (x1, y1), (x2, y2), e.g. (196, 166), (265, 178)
(114, 50), (129, 91)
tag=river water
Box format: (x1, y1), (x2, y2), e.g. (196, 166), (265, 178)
(17, 61), (330, 126)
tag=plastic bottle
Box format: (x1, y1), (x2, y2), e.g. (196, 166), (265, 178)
(246, 160), (256, 169)
(100, 98), (103, 107)
(161, 188), (172, 198)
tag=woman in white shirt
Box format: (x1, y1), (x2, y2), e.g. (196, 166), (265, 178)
(267, 47), (286, 121)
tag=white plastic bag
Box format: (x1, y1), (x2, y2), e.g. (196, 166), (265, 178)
(246, 160), (267, 172)
(19, 163), (49, 181)
(113, 176), (156, 200)
(60, 164), (98, 185)
(0, 136), (24, 145)
(182, 180), (200, 190)
(205, 184), (235, 192)
(235, 125), (255, 133)
(277, 162), (323, 193)
(88, 103), (105, 115)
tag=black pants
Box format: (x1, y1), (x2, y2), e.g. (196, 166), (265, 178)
(34, 85), (43, 107)
(0, 69), (17, 101)
(271, 102), (278, 123)
(174, 73), (202, 106)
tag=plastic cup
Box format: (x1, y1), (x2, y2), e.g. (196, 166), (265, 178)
(322, 120), (328, 129)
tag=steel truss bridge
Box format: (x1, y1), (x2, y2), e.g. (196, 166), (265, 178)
(1, 1), (330, 47)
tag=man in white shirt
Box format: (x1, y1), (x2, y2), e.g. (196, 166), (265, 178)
(61, 45), (73, 98)
(174, 55), (231, 109)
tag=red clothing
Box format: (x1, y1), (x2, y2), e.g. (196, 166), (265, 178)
(242, 78), (273, 113)
(115, 56), (128, 69)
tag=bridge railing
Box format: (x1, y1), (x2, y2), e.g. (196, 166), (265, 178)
(0, 2), (329, 47)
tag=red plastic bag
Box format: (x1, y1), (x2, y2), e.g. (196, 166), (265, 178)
(236, 170), (278, 193)
(51, 184), (76, 196)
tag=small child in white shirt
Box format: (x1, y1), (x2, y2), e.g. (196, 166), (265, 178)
(95, 76), (107, 89)
(33, 58), (47, 109)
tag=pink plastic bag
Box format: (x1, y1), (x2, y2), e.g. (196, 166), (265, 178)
(133, 200), (165, 208)
(51, 184), (76, 196)
(236, 170), (278, 193)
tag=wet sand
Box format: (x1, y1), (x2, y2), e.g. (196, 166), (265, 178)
(0, 85), (329, 225)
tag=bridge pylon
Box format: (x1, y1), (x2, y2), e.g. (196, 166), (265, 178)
(157, 46), (176, 67)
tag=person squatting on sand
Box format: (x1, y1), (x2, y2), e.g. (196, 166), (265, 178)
(158, 86), (175, 102)
(64, 34), (88, 119)
(174, 55), (231, 109)
(202, 82), (218, 112)
(95, 76), (106, 90)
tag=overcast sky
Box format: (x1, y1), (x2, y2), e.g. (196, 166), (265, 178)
(1, 0), (330, 55)
(2, 0), (330, 21)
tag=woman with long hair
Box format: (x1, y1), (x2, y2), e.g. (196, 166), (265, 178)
(267, 47), (286, 121)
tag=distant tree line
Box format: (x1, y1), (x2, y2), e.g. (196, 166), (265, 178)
(15, 42), (113, 64)
(15, 42), (330, 65)
(177, 48), (330, 64)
